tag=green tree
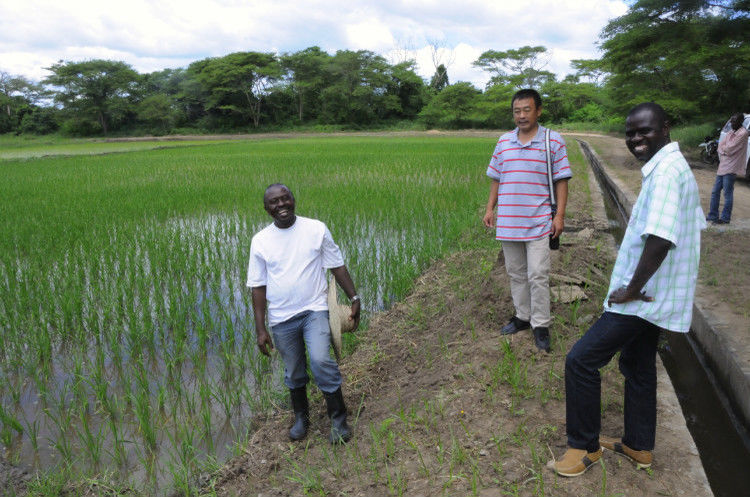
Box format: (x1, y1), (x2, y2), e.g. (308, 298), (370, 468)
(319, 50), (392, 125)
(542, 78), (609, 123)
(43, 60), (140, 134)
(19, 106), (58, 134)
(473, 83), (516, 129)
(599, 0), (750, 121)
(419, 82), (481, 128)
(473, 46), (555, 89)
(136, 94), (174, 132)
(429, 64), (449, 92)
(137, 68), (190, 130)
(0, 71), (45, 133)
(569, 59), (607, 85)
(281, 46), (330, 122)
(190, 52), (282, 128)
(385, 60), (427, 120)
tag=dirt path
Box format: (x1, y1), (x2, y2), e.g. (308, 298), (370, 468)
(205, 139), (712, 497)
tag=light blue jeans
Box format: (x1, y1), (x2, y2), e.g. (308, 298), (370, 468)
(707, 173), (736, 222)
(271, 310), (342, 393)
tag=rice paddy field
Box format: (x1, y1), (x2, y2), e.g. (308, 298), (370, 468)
(0, 135), (493, 494)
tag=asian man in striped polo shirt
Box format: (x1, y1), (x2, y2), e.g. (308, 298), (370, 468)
(483, 88), (571, 352)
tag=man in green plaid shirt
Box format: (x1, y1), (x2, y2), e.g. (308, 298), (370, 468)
(551, 102), (706, 477)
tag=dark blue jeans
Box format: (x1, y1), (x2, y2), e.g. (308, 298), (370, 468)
(565, 312), (661, 452)
(707, 173), (736, 222)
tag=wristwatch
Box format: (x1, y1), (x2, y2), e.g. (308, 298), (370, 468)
(350, 295), (360, 303)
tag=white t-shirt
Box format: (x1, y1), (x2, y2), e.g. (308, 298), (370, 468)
(247, 216), (345, 326)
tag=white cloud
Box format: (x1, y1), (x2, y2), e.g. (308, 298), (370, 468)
(0, 0), (629, 84)
(345, 19), (395, 51)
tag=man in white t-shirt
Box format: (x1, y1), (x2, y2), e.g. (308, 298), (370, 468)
(247, 184), (361, 443)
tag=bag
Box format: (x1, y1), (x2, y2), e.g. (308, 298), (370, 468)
(544, 129), (560, 250)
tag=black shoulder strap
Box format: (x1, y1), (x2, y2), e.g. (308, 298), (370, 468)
(545, 128), (556, 209)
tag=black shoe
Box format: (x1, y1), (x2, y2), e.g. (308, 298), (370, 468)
(324, 388), (352, 444)
(533, 327), (551, 352)
(715, 219), (729, 224)
(289, 387), (310, 440)
(501, 316), (531, 335)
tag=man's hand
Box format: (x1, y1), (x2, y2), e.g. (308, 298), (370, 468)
(256, 327), (274, 356)
(349, 299), (361, 332)
(550, 214), (565, 239)
(483, 209), (495, 228)
(607, 235), (670, 307)
(607, 286), (654, 306)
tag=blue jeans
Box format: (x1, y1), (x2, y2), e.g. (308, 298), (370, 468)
(565, 312), (660, 452)
(707, 173), (736, 222)
(271, 310), (342, 393)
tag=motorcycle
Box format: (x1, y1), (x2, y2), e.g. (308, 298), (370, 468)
(698, 135), (719, 165)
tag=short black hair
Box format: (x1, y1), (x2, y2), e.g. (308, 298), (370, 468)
(511, 89), (542, 110)
(263, 183), (293, 204)
(627, 102), (669, 129)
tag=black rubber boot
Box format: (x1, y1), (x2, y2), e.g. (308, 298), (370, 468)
(324, 388), (352, 444)
(289, 386), (309, 441)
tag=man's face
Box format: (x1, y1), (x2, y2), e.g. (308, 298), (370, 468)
(731, 114), (744, 130)
(264, 185), (296, 228)
(512, 97), (542, 134)
(625, 109), (670, 162)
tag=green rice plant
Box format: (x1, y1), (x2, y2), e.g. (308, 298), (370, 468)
(343, 438), (367, 485)
(527, 441), (546, 496)
(0, 403), (23, 443)
(492, 342), (534, 412)
(75, 406), (104, 469)
(165, 420), (201, 496)
(129, 358), (157, 452)
(106, 397), (129, 469)
(398, 432), (430, 478)
(285, 455), (325, 496)
(319, 440), (345, 479)
(385, 461), (407, 496)
(21, 413), (40, 455)
(199, 380), (214, 453)
(1, 135), (493, 490)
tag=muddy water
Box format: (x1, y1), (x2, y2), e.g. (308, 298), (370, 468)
(584, 140), (750, 497)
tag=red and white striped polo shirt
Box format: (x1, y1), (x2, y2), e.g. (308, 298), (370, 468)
(486, 125), (571, 241)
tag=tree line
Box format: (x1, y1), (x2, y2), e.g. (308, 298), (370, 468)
(1, 0), (747, 137)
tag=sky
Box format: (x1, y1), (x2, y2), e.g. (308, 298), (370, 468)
(0, 0), (628, 88)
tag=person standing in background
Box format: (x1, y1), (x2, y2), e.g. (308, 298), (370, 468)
(707, 112), (748, 224)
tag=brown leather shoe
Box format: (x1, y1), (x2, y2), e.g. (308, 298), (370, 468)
(600, 436), (652, 469)
(549, 447), (602, 477)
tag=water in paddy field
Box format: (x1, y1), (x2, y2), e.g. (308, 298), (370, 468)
(0, 210), (453, 492)
(0, 213), (285, 490)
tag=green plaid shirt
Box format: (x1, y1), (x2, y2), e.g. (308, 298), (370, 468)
(605, 142), (706, 332)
